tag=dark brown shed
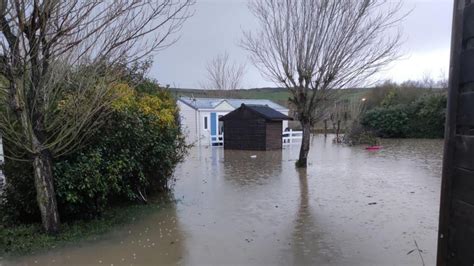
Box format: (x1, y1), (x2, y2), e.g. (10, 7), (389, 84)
(219, 104), (292, 150)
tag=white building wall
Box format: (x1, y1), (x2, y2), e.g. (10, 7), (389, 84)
(196, 110), (230, 146)
(177, 101), (198, 145)
(281, 110), (290, 131)
(213, 101), (234, 111)
(198, 111), (211, 145)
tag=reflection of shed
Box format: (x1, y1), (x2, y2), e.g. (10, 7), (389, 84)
(219, 104), (292, 150)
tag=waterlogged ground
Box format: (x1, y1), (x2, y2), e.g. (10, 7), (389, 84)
(4, 135), (444, 265)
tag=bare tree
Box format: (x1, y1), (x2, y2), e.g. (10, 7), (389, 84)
(329, 101), (348, 143)
(436, 69), (448, 89)
(0, 0), (194, 233)
(242, 0), (403, 167)
(201, 52), (246, 96)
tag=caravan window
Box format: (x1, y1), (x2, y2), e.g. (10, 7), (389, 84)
(204, 116), (208, 130)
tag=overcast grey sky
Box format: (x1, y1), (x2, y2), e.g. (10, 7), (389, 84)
(152, 0), (453, 89)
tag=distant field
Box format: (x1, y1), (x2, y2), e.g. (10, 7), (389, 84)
(170, 87), (372, 107)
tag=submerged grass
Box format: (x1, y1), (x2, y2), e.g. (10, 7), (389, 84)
(0, 198), (171, 258)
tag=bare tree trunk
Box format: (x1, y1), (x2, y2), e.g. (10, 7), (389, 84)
(243, 0), (403, 170)
(336, 120), (341, 140)
(297, 122), (311, 168)
(324, 119), (328, 137)
(32, 147), (60, 234)
(16, 80), (60, 233)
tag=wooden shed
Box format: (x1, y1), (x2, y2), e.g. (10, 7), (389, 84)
(219, 104), (292, 150)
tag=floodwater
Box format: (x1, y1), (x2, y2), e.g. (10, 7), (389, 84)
(4, 135), (444, 265)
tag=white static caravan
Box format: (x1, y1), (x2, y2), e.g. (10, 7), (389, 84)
(177, 97), (290, 146)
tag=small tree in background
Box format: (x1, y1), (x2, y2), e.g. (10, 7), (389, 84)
(242, 0), (404, 167)
(328, 101), (348, 142)
(201, 52), (246, 97)
(0, 0), (194, 233)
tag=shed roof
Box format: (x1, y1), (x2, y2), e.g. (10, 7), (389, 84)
(220, 104), (292, 121)
(178, 97), (288, 111)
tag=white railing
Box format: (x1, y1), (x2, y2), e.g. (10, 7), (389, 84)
(282, 129), (303, 144)
(210, 134), (224, 146)
(210, 130), (302, 146)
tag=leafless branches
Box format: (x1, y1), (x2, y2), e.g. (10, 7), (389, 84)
(242, 0), (404, 166)
(201, 52), (246, 95)
(243, 0), (403, 122)
(0, 0), (195, 159)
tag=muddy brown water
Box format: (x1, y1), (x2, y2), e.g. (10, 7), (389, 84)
(3, 135), (444, 266)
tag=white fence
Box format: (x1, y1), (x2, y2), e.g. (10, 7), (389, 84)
(210, 130), (302, 146)
(210, 134), (224, 146)
(282, 129), (303, 144)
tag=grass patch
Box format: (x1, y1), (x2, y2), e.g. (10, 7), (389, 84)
(0, 198), (171, 258)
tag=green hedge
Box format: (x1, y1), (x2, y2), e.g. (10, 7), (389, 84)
(361, 93), (446, 138)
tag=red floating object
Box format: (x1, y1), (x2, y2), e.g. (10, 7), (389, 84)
(366, 146), (383, 150)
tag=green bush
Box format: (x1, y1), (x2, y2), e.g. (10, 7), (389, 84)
(407, 94), (446, 138)
(0, 160), (39, 225)
(361, 93), (446, 138)
(362, 104), (410, 138)
(363, 81), (429, 110)
(1, 84), (187, 223)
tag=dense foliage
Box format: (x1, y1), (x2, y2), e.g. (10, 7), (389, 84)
(361, 91), (447, 138)
(362, 104), (410, 138)
(1, 82), (187, 224)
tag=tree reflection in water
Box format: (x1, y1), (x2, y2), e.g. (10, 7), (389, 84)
(291, 168), (340, 265)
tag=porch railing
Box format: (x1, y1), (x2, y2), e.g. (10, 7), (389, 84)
(210, 134), (224, 146)
(210, 130), (302, 146)
(282, 129), (303, 144)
